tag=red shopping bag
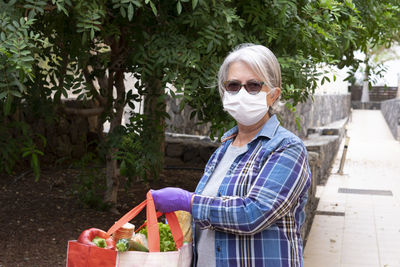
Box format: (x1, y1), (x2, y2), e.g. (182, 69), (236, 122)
(66, 191), (189, 267)
(66, 240), (117, 267)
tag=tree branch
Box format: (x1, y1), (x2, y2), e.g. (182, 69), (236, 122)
(83, 67), (107, 106)
(97, 73), (109, 95)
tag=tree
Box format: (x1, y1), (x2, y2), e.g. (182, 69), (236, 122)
(346, 0), (400, 102)
(1, 0), (398, 207)
(1, 0), (246, 207)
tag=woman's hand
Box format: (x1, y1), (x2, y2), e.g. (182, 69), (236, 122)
(150, 187), (194, 213)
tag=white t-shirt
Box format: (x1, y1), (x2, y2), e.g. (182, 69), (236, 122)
(196, 143), (247, 267)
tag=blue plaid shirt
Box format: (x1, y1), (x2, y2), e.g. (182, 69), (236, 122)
(192, 115), (311, 267)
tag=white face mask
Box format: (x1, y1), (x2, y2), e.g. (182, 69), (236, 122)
(223, 89), (269, 126)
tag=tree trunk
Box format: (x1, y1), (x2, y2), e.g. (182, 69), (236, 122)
(361, 56), (370, 103)
(143, 76), (165, 180)
(361, 68), (370, 103)
(105, 147), (119, 205)
(104, 70), (126, 206)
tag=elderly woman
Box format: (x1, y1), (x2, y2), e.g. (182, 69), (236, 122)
(151, 44), (311, 267)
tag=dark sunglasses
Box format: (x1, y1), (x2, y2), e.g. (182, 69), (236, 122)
(223, 80), (265, 95)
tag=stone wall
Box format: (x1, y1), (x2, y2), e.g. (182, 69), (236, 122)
(349, 85), (398, 102)
(351, 101), (381, 110)
(164, 133), (219, 168)
(381, 99), (400, 141)
(279, 94), (351, 138)
(165, 95), (211, 136)
(19, 100), (99, 163)
(349, 85), (398, 110)
(302, 151), (320, 245)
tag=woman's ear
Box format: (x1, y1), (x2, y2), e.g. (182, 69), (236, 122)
(272, 87), (281, 102)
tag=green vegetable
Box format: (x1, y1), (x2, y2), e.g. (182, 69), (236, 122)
(139, 222), (176, 252)
(128, 239), (149, 252)
(116, 238), (130, 252)
(92, 236), (107, 248)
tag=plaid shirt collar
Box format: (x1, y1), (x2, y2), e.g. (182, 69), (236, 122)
(221, 114), (281, 143)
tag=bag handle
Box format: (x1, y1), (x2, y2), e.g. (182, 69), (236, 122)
(106, 191), (184, 251)
(146, 191), (160, 252)
(164, 212), (183, 249)
(107, 199), (147, 236)
(135, 211), (163, 233)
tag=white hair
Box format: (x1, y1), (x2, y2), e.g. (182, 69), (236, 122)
(218, 43), (283, 115)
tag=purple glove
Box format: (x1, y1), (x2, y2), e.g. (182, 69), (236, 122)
(150, 187), (194, 213)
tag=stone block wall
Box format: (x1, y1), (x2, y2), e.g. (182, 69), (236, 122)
(349, 85), (398, 102)
(381, 99), (400, 141)
(278, 94), (351, 138)
(351, 101), (381, 110)
(165, 95), (211, 136)
(18, 100), (99, 163)
(164, 133), (219, 168)
(302, 151), (320, 245)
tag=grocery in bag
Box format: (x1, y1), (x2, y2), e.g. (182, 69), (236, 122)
(66, 191), (192, 267)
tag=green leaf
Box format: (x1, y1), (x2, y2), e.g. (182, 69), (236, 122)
(128, 3), (134, 21)
(82, 31), (87, 45)
(206, 41), (213, 53)
(0, 91), (7, 100)
(120, 160), (127, 176)
(20, 56), (34, 62)
(120, 6), (126, 17)
(90, 28), (95, 40)
(150, 1), (157, 16)
(192, 0), (198, 9)
(12, 20), (19, 29)
(28, 9), (36, 18)
(54, 90), (61, 101)
(10, 90), (22, 97)
(62, 89), (68, 98)
(34, 149), (44, 156)
(177, 1), (182, 15)
(22, 150), (31, 157)
(132, 0), (141, 7)
(31, 153), (40, 182)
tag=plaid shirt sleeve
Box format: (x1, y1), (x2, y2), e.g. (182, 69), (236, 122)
(192, 138), (310, 235)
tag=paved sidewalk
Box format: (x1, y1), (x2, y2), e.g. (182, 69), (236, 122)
(303, 110), (400, 267)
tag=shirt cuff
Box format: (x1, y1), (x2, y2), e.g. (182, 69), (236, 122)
(191, 194), (215, 229)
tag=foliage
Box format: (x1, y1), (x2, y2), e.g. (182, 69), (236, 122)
(114, 114), (164, 183)
(179, 0), (366, 138)
(0, 1), (42, 116)
(0, 120), (21, 175)
(72, 152), (111, 210)
(232, 0), (360, 103)
(344, 0), (400, 86)
(0, 116), (45, 181)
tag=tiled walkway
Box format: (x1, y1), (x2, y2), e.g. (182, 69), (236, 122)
(303, 110), (400, 267)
